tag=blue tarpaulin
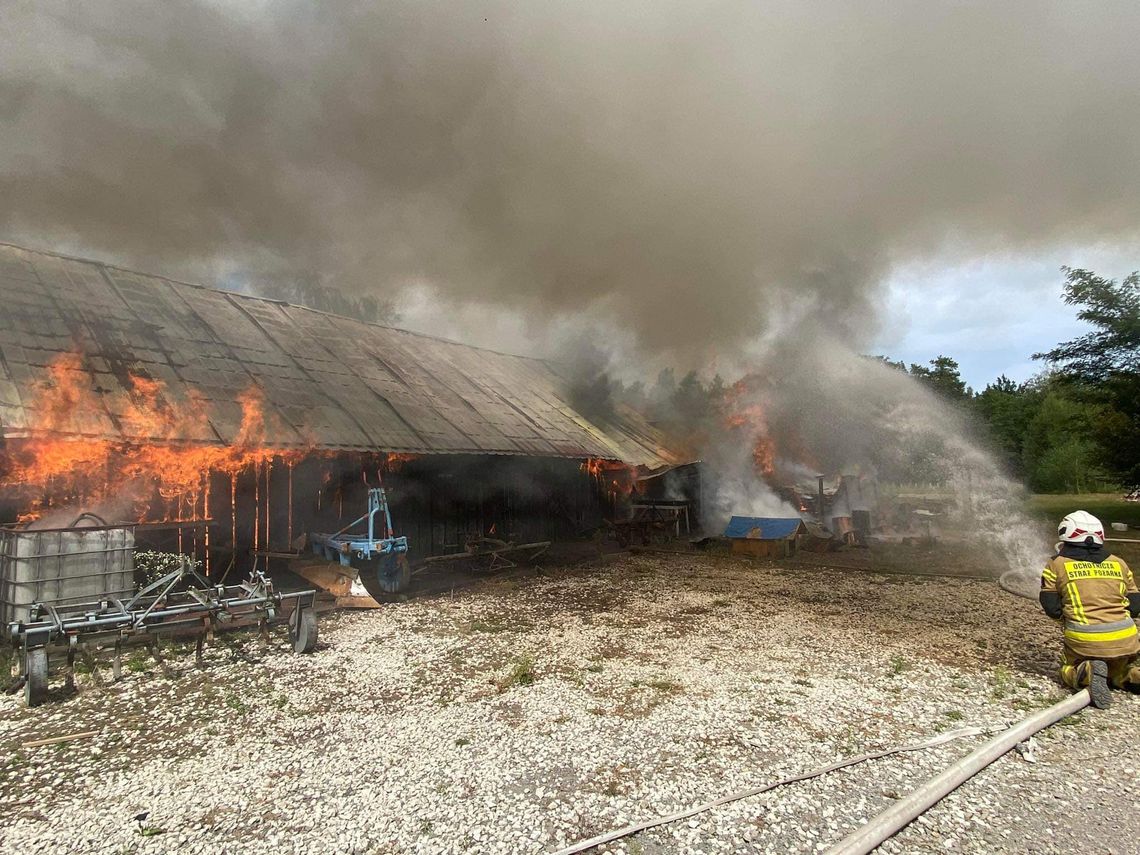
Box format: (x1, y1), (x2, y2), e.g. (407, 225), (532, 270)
(723, 516), (805, 540)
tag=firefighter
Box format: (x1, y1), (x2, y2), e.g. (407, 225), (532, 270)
(1040, 510), (1140, 708)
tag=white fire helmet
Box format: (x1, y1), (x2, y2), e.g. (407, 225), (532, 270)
(1057, 510), (1105, 546)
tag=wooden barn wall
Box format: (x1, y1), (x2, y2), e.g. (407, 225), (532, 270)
(0, 451), (615, 573)
(206, 453), (610, 570)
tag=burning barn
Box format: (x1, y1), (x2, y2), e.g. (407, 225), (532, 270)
(0, 243), (682, 591)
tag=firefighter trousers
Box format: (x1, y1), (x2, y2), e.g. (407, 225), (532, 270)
(1060, 646), (1140, 691)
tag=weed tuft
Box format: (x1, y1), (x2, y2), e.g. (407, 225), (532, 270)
(990, 665), (1012, 699)
(497, 654), (536, 691)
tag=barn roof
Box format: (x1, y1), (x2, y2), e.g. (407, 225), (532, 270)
(0, 243), (679, 467)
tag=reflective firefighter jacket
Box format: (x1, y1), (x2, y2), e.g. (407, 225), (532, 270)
(1041, 552), (1140, 658)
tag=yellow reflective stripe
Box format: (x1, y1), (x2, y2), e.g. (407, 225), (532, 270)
(1067, 582), (1088, 624)
(1042, 567), (1057, 584)
(1065, 624), (1139, 644)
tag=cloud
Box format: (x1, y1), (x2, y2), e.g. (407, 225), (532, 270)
(878, 245), (1140, 385)
(3, 1), (1140, 364)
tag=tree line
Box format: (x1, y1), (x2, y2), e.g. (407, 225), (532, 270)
(893, 268), (1138, 493)
(609, 267), (1139, 494)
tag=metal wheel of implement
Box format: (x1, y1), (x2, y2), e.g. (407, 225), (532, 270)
(290, 608), (318, 654)
(358, 553), (411, 598)
(24, 648), (48, 707)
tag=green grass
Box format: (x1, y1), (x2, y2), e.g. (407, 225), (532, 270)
(1029, 494), (1140, 528)
(990, 665), (1012, 700)
(1029, 494), (1140, 564)
(0, 645), (13, 677)
(497, 654), (536, 691)
(889, 654), (910, 676)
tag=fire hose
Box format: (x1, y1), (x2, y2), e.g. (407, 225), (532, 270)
(550, 690), (1090, 855)
(824, 688), (1091, 855)
(998, 568), (1039, 600)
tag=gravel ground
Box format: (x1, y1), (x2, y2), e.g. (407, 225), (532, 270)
(2, 552), (1138, 855)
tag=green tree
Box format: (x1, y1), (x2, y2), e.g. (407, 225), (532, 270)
(707, 373), (727, 420)
(909, 355), (971, 400)
(1021, 390), (1110, 492)
(255, 274), (390, 324)
(1035, 267), (1140, 485)
(867, 355), (908, 372)
(647, 368), (677, 421)
(623, 379), (647, 411)
(672, 370), (708, 427)
(1035, 268), (1140, 378)
(973, 375), (1042, 475)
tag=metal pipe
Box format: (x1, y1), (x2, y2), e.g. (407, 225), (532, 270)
(4, 547), (133, 560)
(823, 689), (1091, 855)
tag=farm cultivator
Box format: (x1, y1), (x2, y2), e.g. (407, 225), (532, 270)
(2, 517), (318, 707)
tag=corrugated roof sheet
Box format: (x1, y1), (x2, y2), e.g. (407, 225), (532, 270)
(0, 243), (680, 468)
(723, 516), (806, 540)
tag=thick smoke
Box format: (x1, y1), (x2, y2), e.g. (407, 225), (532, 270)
(2, 2), (1134, 581)
(4, 1), (1140, 361)
(717, 337), (1053, 580)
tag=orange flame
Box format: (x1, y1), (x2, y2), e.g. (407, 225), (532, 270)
(382, 452), (419, 471)
(581, 457), (637, 500)
(2, 353), (310, 523)
(723, 382), (777, 479)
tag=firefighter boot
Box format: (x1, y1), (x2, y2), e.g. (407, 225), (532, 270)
(1086, 660), (1112, 709)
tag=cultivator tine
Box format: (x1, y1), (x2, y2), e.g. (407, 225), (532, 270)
(150, 642), (176, 680)
(65, 637), (77, 692)
(24, 647), (48, 707)
(80, 645), (104, 688)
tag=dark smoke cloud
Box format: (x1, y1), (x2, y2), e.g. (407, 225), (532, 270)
(3, 1), (1140, 360)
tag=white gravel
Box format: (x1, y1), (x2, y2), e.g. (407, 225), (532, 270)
(2, 553), (1137, 854)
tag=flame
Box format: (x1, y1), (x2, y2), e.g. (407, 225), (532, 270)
(2, 353), (310, 523)
(382, 452), (419, 471)
(581, 457), (637, 501)
(723, 382), (777, 480)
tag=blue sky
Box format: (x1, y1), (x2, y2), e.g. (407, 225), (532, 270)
(873, 245), (1140, 390)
